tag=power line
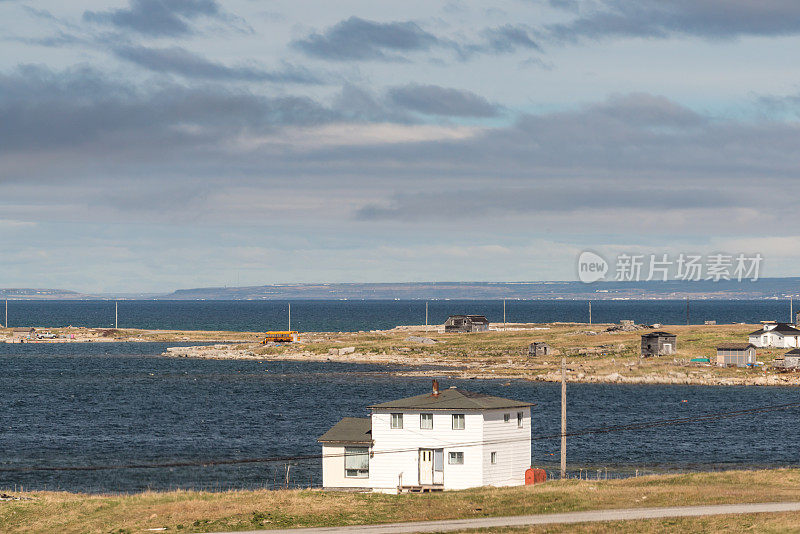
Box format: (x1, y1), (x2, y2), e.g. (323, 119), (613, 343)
(2, 401), (797, 473)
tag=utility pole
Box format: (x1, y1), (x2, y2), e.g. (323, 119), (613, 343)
(685, 297), (690, 325)
(588, 300), (592, 325)
(288, 303), (291, 331)
(791, 296), (793, 324)
(115, 301), (118, 329)
(425, 301), (428, 332)
(4, 298), (7, 328)
(503, 298), (506, 330)
(560, 356), (567, 479)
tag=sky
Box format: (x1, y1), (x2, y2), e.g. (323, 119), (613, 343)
(2, 1), (800, 293)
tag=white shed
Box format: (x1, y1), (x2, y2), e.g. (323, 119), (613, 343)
(318, 381), (532, 494)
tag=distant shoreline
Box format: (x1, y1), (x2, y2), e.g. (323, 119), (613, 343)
(6, 323), (800, 388)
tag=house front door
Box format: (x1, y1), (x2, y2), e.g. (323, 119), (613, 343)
(419, 449), (434, 485)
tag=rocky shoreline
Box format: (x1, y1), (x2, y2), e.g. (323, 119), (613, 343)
(162, 345), (800, 387)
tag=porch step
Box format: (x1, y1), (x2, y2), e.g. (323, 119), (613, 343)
(398, 484), (444, 493)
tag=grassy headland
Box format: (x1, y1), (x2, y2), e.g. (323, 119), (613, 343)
(5, 322), (797, 386)
(3, 469), (800, 533)
(162, 322), (797, 386)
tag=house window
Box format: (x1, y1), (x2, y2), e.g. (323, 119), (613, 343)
(391, 413), (403, 429)
(344, 447), (369, 478)
(504, 413), (510, 423)
(452, 414), (465, 430)
(517, 412), (523, 428)
(491, 452), (497, 464)
(448, 451), (464, 465)
(420, 413), (433, 429)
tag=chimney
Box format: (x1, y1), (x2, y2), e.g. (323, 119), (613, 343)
(432, 379), (439, 396)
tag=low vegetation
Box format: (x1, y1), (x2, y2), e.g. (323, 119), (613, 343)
(3, 469), (800, 533)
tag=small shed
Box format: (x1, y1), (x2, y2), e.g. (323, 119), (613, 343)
(444, 315), (489, 333)
(528, 342), (551, 357)
(640, 331), (677, 357)
(716, 343), (756, 367)
(776, 348), (800, 370)
(12, 327), (35, 340)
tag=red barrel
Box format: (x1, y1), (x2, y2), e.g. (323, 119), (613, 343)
(525, 468), (547, 485)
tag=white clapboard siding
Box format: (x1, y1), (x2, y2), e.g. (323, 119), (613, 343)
(370, 410), (486, 492)
(321, 445), (372, 489)
(480, 408), (531, 487)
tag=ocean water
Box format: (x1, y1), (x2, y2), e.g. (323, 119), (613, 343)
(2, 299), (797, 332)
(2, 342), (799, 493)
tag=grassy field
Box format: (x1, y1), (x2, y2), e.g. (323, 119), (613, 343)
(3, 469), (800, 533)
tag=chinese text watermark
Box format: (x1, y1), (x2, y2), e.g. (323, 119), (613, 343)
(577, 251), (762, 283)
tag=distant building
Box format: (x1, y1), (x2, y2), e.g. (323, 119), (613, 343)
(11, 327), (35, 341)
(528, 342), (551, 357)
(640, 331), (677, 357)
(716, 343), (756, 367)
(776, 348), (800, 370)
(748, 323), (800, 348)
(444, 315), (489, 333)
(318, 381), (532, 493)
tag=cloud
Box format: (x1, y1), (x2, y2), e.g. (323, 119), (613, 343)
(83, 0), (220, 36)
(113, 45), (322, 84)
(293, 16), (440, 61)
(355, 186), (742, 221)
(294, 17), (544, 62)
(0, 65), (335, 155)
(546, 0), (800, 42)
(388, 84), (499, 117)
(467, 24), (541, 55)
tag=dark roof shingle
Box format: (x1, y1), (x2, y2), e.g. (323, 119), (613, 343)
(368, 387), (532, 410)
(716, 343), (756, 350)
(317, 417), (372, 444)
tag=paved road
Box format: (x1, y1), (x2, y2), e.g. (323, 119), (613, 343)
(212, 501), (800, 534)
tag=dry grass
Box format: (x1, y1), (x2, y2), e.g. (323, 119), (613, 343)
(3, 469), (800, 533)
(453, 511), (800, 533)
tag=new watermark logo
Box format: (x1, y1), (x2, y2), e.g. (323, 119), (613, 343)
(576, 252), (763, 283)
(577, 251), (609, 283)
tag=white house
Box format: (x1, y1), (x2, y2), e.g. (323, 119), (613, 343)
(748, 323), (800, 348)
(318, 381), (532, 493)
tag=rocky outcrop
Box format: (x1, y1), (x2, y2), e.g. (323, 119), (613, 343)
(163, 345), (257, 359)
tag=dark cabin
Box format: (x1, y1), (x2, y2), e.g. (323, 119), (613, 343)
(444, 315), (490, 333)
(529, 342), (551, 357)
(640, 331), (677, 357)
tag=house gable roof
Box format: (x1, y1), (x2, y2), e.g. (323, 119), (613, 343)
(317, 417), (372, 444)
(642, 331), (676, 338)
(771, 323), (800, 335)
(446, 315), (489, 323)
(784, 348), (800, 356)
(369, 387), (532, 411)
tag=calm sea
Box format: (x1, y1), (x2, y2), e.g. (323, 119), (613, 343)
(2, 342), (799, 493)
(2, 299), (797, 332)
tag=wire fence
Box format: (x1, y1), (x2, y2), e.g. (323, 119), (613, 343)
(2, 400), (798, 494)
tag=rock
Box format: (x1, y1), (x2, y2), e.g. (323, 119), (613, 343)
(328, 346), (356, 356)
(405, 336), (437, 344)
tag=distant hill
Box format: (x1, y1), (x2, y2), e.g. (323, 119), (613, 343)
(0, 288), (95, 300)
(159, 278), (800, 300)
(3, 278), (799, 300)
